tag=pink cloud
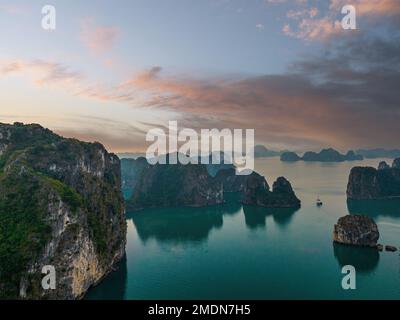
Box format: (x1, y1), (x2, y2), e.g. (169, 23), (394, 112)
(287, 7), (319, 19)
(330, 0), (400, 16)
(281, 0), (400, 41)
(2, 45), (399, 150)
(80, 19), (120, 54)
(0, 59), (83, 87)
(284, 17), (342, 41)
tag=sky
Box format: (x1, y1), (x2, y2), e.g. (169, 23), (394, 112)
(0, 0), (399, 152)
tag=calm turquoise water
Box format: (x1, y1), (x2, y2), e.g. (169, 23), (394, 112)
(87, 158), (400, 300)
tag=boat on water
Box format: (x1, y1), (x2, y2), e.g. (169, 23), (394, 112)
(316, 198), (323, 207)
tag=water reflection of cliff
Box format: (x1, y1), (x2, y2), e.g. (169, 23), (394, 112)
(130, 207), (222, 244)
(333, 243), (380, 273)
(242, 206), (299, 230)
(128, 192), (243, 245)
(85, 256), (127, 300)
(347, 199), (400, 218)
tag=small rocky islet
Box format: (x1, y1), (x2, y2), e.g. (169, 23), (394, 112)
(333, 215), (398, 252)
(333, 158), (400, 252)
(333, 215), (379, 248)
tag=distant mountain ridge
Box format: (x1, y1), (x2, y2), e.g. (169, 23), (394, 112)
(355, 149), (400, 159)
(280, 148), (363, 162)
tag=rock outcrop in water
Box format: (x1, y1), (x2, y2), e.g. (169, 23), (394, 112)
(126, 161), (224, 211)
(347, 160), (400, 200)
(280, 151), (301, 162)
(241, 174), (301, 208)
(200, 167), (301, 208)
(0, 122), (126, 300)
(281, 148), (363, 162)
(333, 215), (379, 247)
(125, 158), (301, 210)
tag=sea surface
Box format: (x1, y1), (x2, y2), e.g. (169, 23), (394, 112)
(87, 158), (400, 300)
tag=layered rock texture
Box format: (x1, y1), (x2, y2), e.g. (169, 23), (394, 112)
(0, 123), (126, 299)
(333, 215), (379, 247)
(347, 159), (400, 200)
(281, 148), (363, 162)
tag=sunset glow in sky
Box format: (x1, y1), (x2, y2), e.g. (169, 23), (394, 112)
(1, 0), (399, 152)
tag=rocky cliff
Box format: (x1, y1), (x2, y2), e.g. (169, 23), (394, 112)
(347, 160), (400, 200)
(126, 162), (224, 211)
(240, 174), (301, 208)
(333, 215), (379, 247)
(0, 122), (126, 299)
(214, 168), (251, 192)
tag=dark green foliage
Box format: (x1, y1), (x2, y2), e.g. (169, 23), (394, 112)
(39, 175), (83, 214)
(0, 122), (125, 299)
(127, 164), (197, 209)
(0, 170), (52, 299)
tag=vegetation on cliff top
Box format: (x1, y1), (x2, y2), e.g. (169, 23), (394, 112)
(0, 122), (125, 299)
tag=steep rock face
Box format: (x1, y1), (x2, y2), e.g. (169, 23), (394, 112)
(0, 123), (126, 300)
(346, 165), (400, 200)
(333, 215), (379, 247)
(126, 162), (224, 211)
(241, 174), (301, 208)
